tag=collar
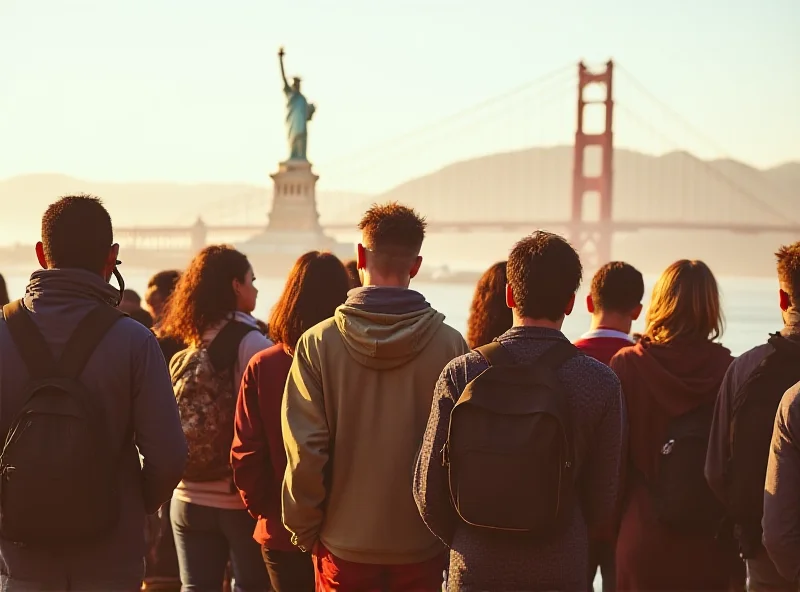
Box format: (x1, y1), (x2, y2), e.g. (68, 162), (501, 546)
(579, 327), (635, 342)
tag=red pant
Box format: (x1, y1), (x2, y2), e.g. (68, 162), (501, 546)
(312, 543), (445, 592)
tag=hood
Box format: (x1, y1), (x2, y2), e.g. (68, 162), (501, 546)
(621, 338), (733, 415)
(23, 268), (120, 312)
(334, 287), (445, 370)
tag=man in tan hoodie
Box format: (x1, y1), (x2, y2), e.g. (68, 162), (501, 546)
(281, 202), (469, 591)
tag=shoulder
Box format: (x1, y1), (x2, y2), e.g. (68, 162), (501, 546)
(114, 315), (160, 350)
(248, 343), (289, 369)
(432, 321), (468, 349)
(778, 381), (800, 427)
(294, 317), (339, 355)
(731, 342), (773, 374)
(566, 350), (620, 392)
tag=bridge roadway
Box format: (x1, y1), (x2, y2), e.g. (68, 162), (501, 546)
(114, 219), (800, 242)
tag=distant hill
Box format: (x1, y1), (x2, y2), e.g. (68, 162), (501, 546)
(1, 148), (797, 276)
(0, 173), (367, 245)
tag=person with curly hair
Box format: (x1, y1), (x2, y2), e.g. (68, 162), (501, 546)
(160, 245), (271, 592)
(466, 261), (512, 349)
(231, 251), (350, 591)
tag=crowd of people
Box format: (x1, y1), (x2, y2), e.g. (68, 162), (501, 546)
(0, 193), (798, 592)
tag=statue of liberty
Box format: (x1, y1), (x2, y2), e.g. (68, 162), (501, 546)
(278, 47), (315, 161)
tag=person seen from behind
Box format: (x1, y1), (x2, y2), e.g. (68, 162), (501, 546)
(344, 258), (361, 289)
(574, 261), (644, 365)
(611, 260), (735, 591)
(231, 251), (350, 592)
(763, 379), (800, 586)
(0, 195), (187, 591)
(706, 241), (800, 591)
(282, 203), (469, 591)
(142, 269), (184, 592)
(466, 260), (513, 348)
(0, 273), (9, 306)
(160, 245), (271, 592)
(414, 231), (625, 591)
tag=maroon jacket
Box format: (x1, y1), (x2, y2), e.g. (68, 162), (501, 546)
(611, 338), (734, 591)
(231, 344), (296, 551)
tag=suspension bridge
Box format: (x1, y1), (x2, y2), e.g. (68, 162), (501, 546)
(115, 60), (798, 269)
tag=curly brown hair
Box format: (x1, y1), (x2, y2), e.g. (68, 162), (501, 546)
(160, 245), (251, 346)
(467, 261), (513, 348)
(269, 251), (350, 353)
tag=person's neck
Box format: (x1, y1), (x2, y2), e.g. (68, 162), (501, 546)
(361, 271), (410, 289)
(589, 311), (632, 335)
(513, 313), (563, 331)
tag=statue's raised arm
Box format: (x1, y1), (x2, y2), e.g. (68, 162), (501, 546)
(278, 46), (314, 161)
(278, 46), (290, 91)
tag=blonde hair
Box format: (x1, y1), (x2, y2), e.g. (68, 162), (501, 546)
(644, 259), (724, 344)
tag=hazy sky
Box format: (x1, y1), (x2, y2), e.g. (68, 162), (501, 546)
(1, 0), (798, 193)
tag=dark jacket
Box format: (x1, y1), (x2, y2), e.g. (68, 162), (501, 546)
(0, 269), (187, 591)
(764, 380), (800, 584)
(611, 338), (733, 592)
(231, 343), (296, 551)
(414, 327), (625, 591)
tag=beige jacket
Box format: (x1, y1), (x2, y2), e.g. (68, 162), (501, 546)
(281, 300), (469, 564)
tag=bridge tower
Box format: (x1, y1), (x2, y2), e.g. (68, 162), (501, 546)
(571, 60), (614, 268)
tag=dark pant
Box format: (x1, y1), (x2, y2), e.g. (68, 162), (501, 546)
(312, 542), (445, 592)
(145, 501), (182, 590)
(171, 499), (270, 592)
(261, 547), (315, 592)
(588, 540), (615, 592)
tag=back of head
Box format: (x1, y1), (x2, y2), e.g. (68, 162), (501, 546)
(0, 273), (8, 307)
(645, 259), (723, 344)
(159, 245), (250, 346)
(776, 241), (800, 311)
(591, 261), (645, 314)
(41, 194), (113, 274)
(358, 202), (426, 282)
(467, 261), (512, 348)
(507, 232), (583, 322)
(344, 259), (361, 289)
(145, 269), (181, 320)
(269, 251), (351, 352)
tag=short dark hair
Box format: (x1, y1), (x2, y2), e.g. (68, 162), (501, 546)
(146, 270), (181, 305)
(507, 231), (583, 321)
(122, 289), (141, 304)
(41, 194), (113, 273)
(269, 251), (350, 352)
(777, 242), (800, 306)
(358, 202), (427, 275)
(591, 261), (645, 314)
(344, 260), (361, 289)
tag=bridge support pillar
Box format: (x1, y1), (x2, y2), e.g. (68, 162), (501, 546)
(571, 60), (614, 269)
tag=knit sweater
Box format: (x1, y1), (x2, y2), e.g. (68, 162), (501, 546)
(414, 327), (625, 591)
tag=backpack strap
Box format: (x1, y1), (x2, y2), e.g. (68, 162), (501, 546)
(58, 305), (126, 380)
(207, 320), (258, 372)
(475, 341), (516, 367)
(2, 299), (58, 379)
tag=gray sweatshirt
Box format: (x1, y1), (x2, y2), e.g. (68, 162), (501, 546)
(0, 269), (187, 590)
(763, 380), (800, 584)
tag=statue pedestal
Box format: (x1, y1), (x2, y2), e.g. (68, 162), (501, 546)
(238, 159), (353, 276)
(267, 159), (322, 233)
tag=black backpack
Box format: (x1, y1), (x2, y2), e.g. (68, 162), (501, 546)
(726, 334), (800, 557)
(442, 340), (577, 536)
(0, 300), (125, 545)
(649, 401), (724, 533)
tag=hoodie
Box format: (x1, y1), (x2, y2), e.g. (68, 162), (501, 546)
(610, 338), (733, 592)
(281, 287), (469, 565)
(0, 269), (187, 590)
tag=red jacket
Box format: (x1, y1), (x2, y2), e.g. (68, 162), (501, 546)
(574, 328), (634, 366)
(610, 338), (734, 591)
(231, 344), (297, 551)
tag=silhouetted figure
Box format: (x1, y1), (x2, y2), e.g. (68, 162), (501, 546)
(145, 270), (181, 323)
(0, 273), (8, 307)
(344, 259), (361, 289)
(466, 261), (512, 349)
